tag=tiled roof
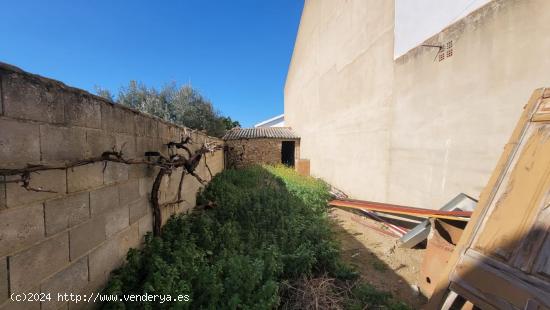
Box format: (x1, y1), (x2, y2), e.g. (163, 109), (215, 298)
(223, 127), (299, 140)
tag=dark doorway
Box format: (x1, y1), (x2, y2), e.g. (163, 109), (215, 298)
(281, 141), (295, 167)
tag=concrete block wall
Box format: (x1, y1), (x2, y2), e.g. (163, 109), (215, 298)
(0, 63), (224, 309)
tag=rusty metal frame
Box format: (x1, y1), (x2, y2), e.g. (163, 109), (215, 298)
(329, 199), (472, 221)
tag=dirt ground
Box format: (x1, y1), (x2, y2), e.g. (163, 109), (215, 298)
(330, 207), (428, 309)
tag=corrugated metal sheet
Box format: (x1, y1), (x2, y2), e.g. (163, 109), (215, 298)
(223, 127), (299, 140)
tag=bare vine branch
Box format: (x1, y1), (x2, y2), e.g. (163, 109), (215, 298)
(0, 136), (222, 237)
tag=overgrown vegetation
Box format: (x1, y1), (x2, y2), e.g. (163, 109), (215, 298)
(102, 165), (410, 309)
(95, 81), (239, 137)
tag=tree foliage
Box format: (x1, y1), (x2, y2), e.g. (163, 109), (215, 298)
(95, 82), (239, 138)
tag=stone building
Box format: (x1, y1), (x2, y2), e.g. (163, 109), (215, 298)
(223, 127), (300, 168)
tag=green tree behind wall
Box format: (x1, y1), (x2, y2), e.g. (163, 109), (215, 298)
(95, 81), (240, 138)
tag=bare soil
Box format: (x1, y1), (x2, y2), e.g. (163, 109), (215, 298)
(330, 207), (428, 309)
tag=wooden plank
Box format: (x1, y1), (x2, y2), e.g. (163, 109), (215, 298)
(532, 212), (550, 279)
(426, 88), (547, 309)
(448, 282), (501, 310)
(511, 200), (550, 273)
(465, 250), (550, 296)
(473, 124), (550, 261)
(329, 199), (471, 221)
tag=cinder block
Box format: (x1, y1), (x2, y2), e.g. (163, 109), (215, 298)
(174, 201), (193, 216)
(0, 118), (41, 167)
(181, 171), (201, 207)
(138, 176), (155, 198)
(0, 177), (5, 210)
(135, 114), (158, 137)
(1, 72), (64, 123)
(128, 165), (143, 179)
(0, 297), (40, 310)
(104, 204), (129, 238)
(69, 216), (106, 260)
(0, 203), (45, 257)
(89, 185), (118, 216)
(137, 210), (153, 240)
(174, 127), (188, 140)
(114, 134), (136, 159)
(99, 103), (116, 133)
(41, 257), (88, 310)
(160, 169), (184, 204)
(116, 108), (136, 134)
(67, 276), (104, 310)
(157, 122), (170, 139)
(40, 125), (87, 161)
(0, 257), (7, 305)
(159, 123), (184, 141)
(100, 104), (134, 134)
(65, 94), (101, 129)
(67, 162), (103, 193)
(9, 233), (70, 293)
(128, 164), (155, 179)
(207, 151), (224, 175)
(88, 238), (121, 283)
(160, 204), (175, 226)
(129, 198), (148, 224)
(116, 223), (140, 259)
(45, 192), (90, 236)
(103, 162), (128, 185)
(119, 179), (140, 206)
(158, 175), (170, 204)
(136, 137), (164, 158)
(85, 129), (115, 158)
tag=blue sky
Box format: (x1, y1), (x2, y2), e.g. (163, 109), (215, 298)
(0, 0), (304, 127)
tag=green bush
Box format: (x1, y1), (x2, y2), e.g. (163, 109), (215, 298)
(101, 165), (409, 309)
(263, 165), (331, 213)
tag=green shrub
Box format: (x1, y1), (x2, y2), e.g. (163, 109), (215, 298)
(263, 165), (331, 213)
(101, 165), (409, 309)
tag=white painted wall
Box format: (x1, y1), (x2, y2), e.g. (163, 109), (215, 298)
(254, 114), (285, 127)
(395, 0), (490, 58)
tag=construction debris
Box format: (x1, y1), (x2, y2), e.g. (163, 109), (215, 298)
(361, 210), (409, 237)
(329, 199), (472, 221)
(427, 88), (550, 309)
(419, 219), (466, 297)
(399, 193), (476, 248)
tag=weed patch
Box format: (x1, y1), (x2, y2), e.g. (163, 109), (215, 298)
(101, 165), (410, 309)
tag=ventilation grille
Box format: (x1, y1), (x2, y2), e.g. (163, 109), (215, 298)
(439, 41), (454, 62)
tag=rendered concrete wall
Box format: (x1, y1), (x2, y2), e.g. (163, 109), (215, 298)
(285, 0), (395, 202)
(0, 63), (224, 309)
(389, 0), (550, 208)
(285, 0), (550, 209)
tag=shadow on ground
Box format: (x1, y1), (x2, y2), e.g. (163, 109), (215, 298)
(330, 207), (428, 309)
